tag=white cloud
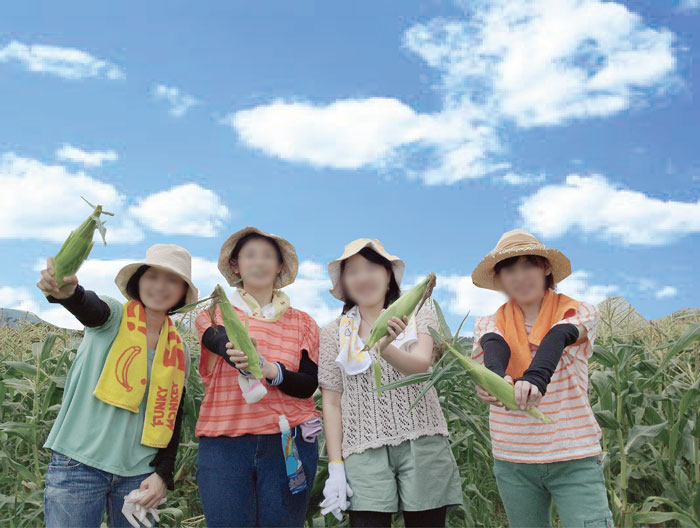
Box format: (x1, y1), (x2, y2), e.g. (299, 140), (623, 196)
(152, 84), (199, 117)
(55, 144), (118, 167)
(225, 1), (677, 184)
(557, 270), (618, 305)
(655, 285), (678, 299)
(519, 173), (700, 245)
(500, 172), (546, 186)
(283, 261), (338, 326)
(128, 183), (229, 237)
(0, 152), (141, 243)
(228, 96), (505, 185)
(0, 153), (229, 243)
(0, 40), (123, 80)
(678, 0), (699, 10)
(405, 0), (677, 128)
(434, 274), (507, 317)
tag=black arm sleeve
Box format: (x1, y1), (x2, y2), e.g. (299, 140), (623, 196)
(481, 332), (511, 378)
(202, 325), (240, 370)
(276, 349), (318, 399)
(46, 285), (110, 328)
(149, 387), (186, 490)
(516, 323), (579, 396)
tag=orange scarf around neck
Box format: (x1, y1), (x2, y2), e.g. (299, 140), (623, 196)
(495, 289), (579, 378)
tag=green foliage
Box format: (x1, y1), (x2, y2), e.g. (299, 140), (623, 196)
(1, 313), (699, 527)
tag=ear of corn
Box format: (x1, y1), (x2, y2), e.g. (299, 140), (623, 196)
(363, 272), (437, 352)
(51, 196), (114, 289)
(445, 343), (553, 423)
(213, 284), (264, 380)
(365, 273), (436, 397)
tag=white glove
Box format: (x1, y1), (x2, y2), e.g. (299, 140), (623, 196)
(122, 489), (166, 528)
(319, 462), (353, 521)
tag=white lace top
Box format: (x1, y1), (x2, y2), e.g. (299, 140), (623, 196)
(318, 301), (449, 457)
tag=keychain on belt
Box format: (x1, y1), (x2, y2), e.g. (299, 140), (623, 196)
(279, 414), (307, 494)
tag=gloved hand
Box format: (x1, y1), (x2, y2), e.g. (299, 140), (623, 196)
(122, 489), (166, 528)
(319, 461), (353, 521)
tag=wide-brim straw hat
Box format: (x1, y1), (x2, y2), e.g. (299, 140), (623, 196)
(115, 243), (199, 310)
(218, 226), (298, 289)
(328, 238), (405, 300)
(471, 229), (572, 291)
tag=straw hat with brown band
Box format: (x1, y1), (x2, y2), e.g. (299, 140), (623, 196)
(471, 229), (572, 291)
(328, 238), (405, 300)
(114, 243), (200, 310)
(218, 226), (299, 289)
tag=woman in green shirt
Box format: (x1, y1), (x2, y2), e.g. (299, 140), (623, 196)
(36, 244), (198, 528)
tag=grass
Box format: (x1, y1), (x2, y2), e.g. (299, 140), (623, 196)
(1, 304), (699, 527)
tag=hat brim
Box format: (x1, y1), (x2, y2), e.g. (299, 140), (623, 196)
(115, 262), (199, 311)
(328, 240), (405, 300)
(218, 227), (299, 289)
(471, 246), (571, 291)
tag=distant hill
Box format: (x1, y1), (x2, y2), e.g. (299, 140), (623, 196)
(0, 308), (44, 328)
(597, 297), (700, 344)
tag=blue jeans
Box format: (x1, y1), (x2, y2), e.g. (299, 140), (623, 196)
(44, 451), (154, 528)
(197, 429), (319, 527)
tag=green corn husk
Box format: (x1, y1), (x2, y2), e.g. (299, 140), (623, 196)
(213, 284), (263, 380)
(445, 340), (554, 423)
(367, 273), (436, 396)
(51, 197), (114, 289)
(363, 272), (437, 352)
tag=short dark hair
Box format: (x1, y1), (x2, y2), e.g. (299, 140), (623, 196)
(340, 247), (401, 314)
(230, 233), (284, 264)
(125, 265), (188, 315)
(494, 255), (555, 290)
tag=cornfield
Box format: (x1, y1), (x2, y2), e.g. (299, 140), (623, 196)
(1, 304), (699, 527)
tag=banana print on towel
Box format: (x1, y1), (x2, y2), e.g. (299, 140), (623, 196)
(336, 305), (418, 375)
(93, 300), (186, 448)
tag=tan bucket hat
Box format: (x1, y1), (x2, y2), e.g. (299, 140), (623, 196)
(218, 226), (298, 289)
(114, 244), (199, 309)
(471, 229), (571, 291)
(328, 238), (405, 300)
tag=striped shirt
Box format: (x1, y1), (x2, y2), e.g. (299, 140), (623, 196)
(195, 305), (320, 438)
(471, 302), (602, 464)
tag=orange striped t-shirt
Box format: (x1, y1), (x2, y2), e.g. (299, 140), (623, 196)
(194, 305), (320, 438)
(471, 302), (602, 464)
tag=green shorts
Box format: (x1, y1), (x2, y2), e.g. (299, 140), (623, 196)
(344, 434), (463, 513)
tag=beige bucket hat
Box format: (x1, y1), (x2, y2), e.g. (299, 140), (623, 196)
(471, 229), (571, 291)
(115, 244), (199, 309)
(328, 238), (405, 300)
(218, 226), (298, 289)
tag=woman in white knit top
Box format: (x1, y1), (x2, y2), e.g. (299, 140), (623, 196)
(317, 238), (462, 528)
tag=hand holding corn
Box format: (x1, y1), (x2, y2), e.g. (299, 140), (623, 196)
(377, 313), (410, 353)
(37, 257), (79, 299)
(225, 337), (278, 379)
(476, 376), (542, 411)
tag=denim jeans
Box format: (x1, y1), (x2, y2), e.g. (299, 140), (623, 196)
(44, 451), (154, 528)
(197, 429), (319, 527)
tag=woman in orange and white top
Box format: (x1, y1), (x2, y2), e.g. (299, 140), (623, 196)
(194, 227), (321, 527)
(470, 229), (612, 528)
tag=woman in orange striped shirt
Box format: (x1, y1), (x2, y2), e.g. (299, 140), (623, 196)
(470, 229), (612, 528)
(194, 227), (321, 527)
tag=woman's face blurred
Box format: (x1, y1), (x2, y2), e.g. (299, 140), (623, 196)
(495, 257), (551, 305)
(231, 238), (283, 290)
(341, 254), (390, 308)
(138, 267), (186, 312)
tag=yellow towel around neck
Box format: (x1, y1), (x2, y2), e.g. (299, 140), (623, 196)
(93, 300), (186, 448)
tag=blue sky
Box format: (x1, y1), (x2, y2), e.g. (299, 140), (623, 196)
(1, 0), (698, 331)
